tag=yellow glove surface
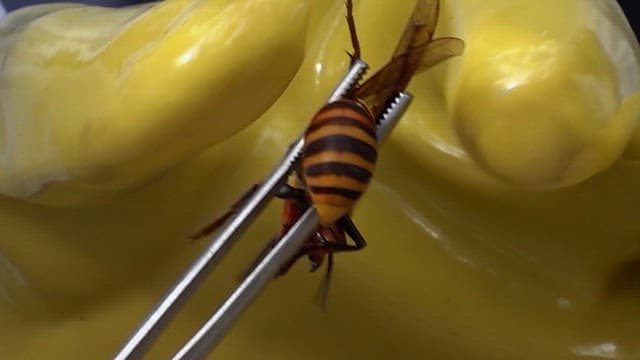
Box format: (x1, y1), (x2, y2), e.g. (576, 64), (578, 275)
(0, 0), (639, 359)
(0, 0), (308, 203)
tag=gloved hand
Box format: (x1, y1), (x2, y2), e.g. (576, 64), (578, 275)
(0, 1), (639, 359)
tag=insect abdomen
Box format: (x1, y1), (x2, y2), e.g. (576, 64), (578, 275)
(302, 99), (377, 225)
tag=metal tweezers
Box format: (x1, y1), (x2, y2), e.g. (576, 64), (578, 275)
(114, 58), (412, 360)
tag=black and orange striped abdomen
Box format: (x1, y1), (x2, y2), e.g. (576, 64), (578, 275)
(302, 99), (377, 225)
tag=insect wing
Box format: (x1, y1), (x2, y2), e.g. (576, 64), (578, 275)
(391, 0), (440, 58)
(353, 0), (443, 106)
(356, 40), (464, 106)
(416, 36), (465, 71)
(353, 60), (403, 104)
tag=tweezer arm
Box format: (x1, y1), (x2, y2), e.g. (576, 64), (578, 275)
(172, 91), (413, 360)
(114, 59), (369, 360)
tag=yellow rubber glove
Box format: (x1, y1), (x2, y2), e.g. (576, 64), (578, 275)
(0, 0), (308, 204)
(1, 0), (639, 359)
(450, 0), (640, 188)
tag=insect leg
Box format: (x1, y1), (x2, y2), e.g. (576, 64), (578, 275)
(345, 0), (361, 63)
(313, 217), (366, 308)
(334, 215), (368, 250)
(273, 183), (306, 200)
(189, 183), (262, 239)
(302, 216), (366, 257)
(191, 179), (308, 241)
(240, 234), (308, 279)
